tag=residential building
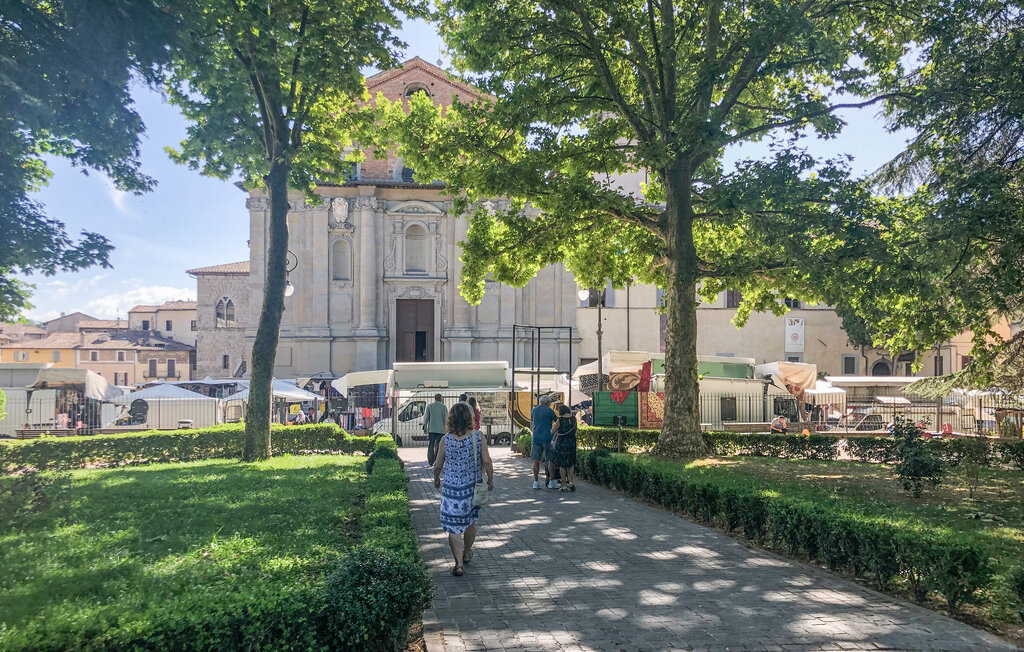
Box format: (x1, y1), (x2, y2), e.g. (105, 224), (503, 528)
(190, 58), (578, 379)
(0, 333), (78, 368)
(76, 331), (193, 385)
(43, 311), (97, 333)
(0, 322), (46, 345)
(128, 300), (198, 346)
(575, 285), (1014, 378)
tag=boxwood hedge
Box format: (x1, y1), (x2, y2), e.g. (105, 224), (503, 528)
(0, 423), (378, 473)
(0, 438), (430, 652)
(577, 425), (1024, 470)
(576, 449), (992, 615)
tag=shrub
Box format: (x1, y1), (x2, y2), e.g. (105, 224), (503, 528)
(953, 437), (996, 499)
(0, 423), (374, 473)
(927, 542), (991, 615)
(326, 439), (431, 650)
(516, 429), (532, 456)
(321, 547), (432, 651)
(998, 440), (1024, 471)
(845, 436), (899, 463)
(365, 443), (401, 474)
(892, 419), (944, 498)
(575, 450), (990, 614)
(576, 426), (659, 451)
(1008, 566), (1024, 622)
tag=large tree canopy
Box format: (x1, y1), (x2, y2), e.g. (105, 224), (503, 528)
(389, 0), (922, 456)
(850, 0), (1024, 382)
(166, 0), (409, 459)
(0, 0), (183, 319)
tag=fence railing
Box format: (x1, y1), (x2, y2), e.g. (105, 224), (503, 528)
(3, 385), (1020, 440)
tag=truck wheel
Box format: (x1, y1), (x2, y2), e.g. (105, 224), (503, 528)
(496, 433), (511, 446)
(393, 434), (401, 447)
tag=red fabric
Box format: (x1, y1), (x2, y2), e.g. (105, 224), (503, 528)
(473, 407), (482, 430)
(638, 360), (652, 393)
(362, 407), (372, 418)
(610, 391), (631, 405)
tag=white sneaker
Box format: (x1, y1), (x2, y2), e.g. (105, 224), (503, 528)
(548, 480), (561, 489)
(532, 481), (542, 489)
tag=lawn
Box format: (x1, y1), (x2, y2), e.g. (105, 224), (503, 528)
(623, 453), (1024, 636)
(0, 454), (366, 649)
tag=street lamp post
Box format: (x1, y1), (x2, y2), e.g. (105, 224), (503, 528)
(284, 250), (298, 297)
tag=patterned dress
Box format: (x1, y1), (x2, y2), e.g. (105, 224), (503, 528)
(440, 431), (482, 534)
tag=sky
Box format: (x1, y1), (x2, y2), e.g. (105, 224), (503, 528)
(18, 18), (911, 323)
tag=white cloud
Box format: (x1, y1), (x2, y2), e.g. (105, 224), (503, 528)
(84, 285), (195, 319)
(103, 178), (130, 214)
(23, 308), (63, 323)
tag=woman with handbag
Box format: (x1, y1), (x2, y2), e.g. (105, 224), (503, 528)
(433, 401), (494, 576)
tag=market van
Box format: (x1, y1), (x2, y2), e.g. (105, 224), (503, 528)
(373, 389), (514, 447)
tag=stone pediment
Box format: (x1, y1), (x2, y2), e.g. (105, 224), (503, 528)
(386, 200), (444, 216)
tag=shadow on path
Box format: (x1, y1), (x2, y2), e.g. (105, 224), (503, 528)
(402, 447), (1016, 652)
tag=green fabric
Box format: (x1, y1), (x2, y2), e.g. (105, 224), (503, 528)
(697, 361), (753, 379)
(593, 391), (638, 427)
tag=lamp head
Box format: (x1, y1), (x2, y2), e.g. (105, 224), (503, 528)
(577, 289), (590, 302)
(284, 280), (295, 297)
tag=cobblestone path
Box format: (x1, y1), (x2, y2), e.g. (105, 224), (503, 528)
(401, 446), (1016, 652)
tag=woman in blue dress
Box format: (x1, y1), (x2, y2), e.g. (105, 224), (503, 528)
(433, 401), (494, 576)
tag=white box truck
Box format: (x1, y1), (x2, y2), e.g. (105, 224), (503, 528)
(372, 361), (515, 447)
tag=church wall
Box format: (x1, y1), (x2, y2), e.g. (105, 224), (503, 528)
(194, 273), (250, 378)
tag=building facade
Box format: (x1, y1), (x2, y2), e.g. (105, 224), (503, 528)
(191, 58), (579, 380)
(190, 57), (1006, 381)
(76, 331), (193, 385)
(128, 301), (198, 347)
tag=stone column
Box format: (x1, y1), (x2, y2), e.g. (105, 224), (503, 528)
(355, 192), (379, 370)
(357, 194), (378, 329)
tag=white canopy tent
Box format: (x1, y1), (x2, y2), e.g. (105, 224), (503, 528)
(331, 369), (393, 398)
(223, 379), (321, 403)
(28, 367), (122, 401)
(111, 384), (221, 429)
(804, 380), (847, 407)
(754, 361), (818, 392)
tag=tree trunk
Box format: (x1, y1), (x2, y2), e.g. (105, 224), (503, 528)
(655, 163), (708, 459)
(243, 160), (290, 461)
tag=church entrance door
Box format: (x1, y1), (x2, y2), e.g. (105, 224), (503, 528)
(396, 299), (434, 362)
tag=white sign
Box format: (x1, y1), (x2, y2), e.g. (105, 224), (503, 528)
(785, 317), (805, 353)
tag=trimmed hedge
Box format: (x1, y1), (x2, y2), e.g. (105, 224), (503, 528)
(1, 439), (429, 651)
(576, 426), (660, 451)
(324, 439), (431, 650)
(579, 426), (1024, 470)
(0, 423), (378, 473)
(576, 449), (992, 615)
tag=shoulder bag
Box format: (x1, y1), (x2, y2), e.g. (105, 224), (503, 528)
(472, 430), (490, 507)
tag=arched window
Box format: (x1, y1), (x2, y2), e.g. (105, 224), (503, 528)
(225, 300), (235, 327)
(404, 83), (430, 98)
(216, 299), (226, 328)
(871, 360), (892, 376)
(405, 225), (428, 274)
(332, 239), (351, 281)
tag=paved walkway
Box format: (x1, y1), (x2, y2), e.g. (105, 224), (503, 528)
(402, 446), (1016, 652)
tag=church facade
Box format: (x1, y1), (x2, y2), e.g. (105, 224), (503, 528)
(191, 58), (580, 380)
